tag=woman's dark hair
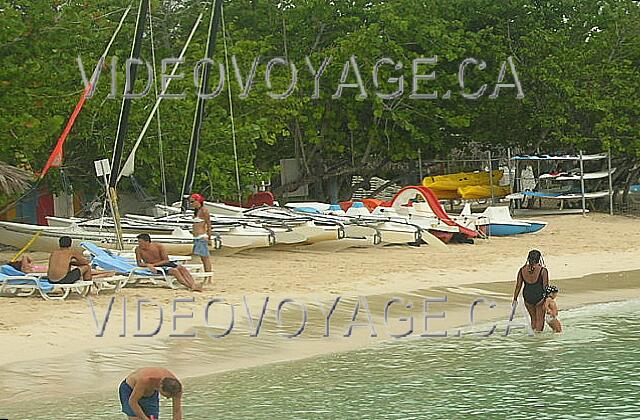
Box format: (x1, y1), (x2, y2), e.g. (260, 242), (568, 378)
(527, 249), (543, 267)
(6, 260), (22, 270)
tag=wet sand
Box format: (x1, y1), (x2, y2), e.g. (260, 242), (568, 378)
(1, 214), (640, 402)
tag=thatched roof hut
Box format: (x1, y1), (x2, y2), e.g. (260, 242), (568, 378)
(0, 161), (32, 195)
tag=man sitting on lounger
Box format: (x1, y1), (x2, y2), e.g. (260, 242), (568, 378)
(119, 367), (182, 420)
(47, 236), (92, 284)
(135, 234), (202, 292)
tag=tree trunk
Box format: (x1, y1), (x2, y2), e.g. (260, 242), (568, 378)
(621, 162), (640, 206)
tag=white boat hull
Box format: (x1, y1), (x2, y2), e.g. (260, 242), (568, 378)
(294, 222), (342, 244)
(203, 201), (244, 216)
(375, 222), (420, 244)
(373, 206), (460, 235)
(204, 203), (338, 245)
(0, 221), (209, 255)
(46, 216), (83, 227)
(343, 225), (380, 242)
(217, 226), (274, 249)
(270, 228), (308, 245)
(46, 216), (275, 252)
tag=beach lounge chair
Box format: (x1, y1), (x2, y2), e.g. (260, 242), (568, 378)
(81, 242), (205, 290)
(0, 265), (93, 301)
(80, 241), (203, 273)
(88, 253), (180, 290)
(81, 241), (125, 260)
(1, 256), (123, 295)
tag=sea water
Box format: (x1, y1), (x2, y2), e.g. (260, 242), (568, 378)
(4, 299), (640, 419)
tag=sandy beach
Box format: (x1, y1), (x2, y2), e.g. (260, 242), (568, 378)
(5, 0), (640, 416)
(2, 213), (640, 403)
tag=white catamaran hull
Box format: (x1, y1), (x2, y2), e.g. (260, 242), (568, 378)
(268, 228), (308, 245)
(0, 221), (213, 255)
(342, 225), (380, 242)
(291, 221), (342, 244)
(215, 226), (274, 250)
(46, 216), (84, 227)
(374, 221), (421, 244)
(205, 203), (344, 245)
(46, 216), (275, 252)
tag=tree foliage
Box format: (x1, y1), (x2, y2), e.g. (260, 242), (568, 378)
(1, 0), (639, 204)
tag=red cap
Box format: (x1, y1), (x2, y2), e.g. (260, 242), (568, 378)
(190, 193), (205, 204)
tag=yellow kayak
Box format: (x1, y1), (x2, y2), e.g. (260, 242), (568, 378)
(429, 188), (462, 200)
(422, 170), (503, 191)
(458, 185), (511, 199)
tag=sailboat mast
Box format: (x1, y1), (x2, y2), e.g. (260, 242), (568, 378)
(181, 0), (224, 211)
(107, 0), (149, 249)
(109, 0), (150, 187)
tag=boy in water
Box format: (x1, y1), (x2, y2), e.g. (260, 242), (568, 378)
(544, 285), (562, 333)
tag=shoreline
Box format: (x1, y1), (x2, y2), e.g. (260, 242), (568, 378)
(1, 267), (640, 404)
(1, 214), (640, 402)
(2, 245), (640, 366)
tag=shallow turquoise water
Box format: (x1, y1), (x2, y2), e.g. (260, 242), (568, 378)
(5, 299), (640, 419)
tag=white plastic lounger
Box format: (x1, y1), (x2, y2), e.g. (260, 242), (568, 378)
(89, 255), (179, 290)
(1, 262), (123, 296)
(81, 242), (204, 290)
(82, 243), (202, 273)
(0, 272), (93, 301)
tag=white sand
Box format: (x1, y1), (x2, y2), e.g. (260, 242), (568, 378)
(1, 213), (640, 400)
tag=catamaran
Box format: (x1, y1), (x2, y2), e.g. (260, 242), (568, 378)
(285, 185), (482, 245)
(154, 203), (344, 245)
(44, 215), (276, 253)
(0, 220), (217, 255)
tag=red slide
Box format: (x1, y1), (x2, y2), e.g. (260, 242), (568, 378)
(389, 186), (478, 238)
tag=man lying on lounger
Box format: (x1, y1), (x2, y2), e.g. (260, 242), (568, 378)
(135, 234), (202, 292)
(47, 236), (92, 284)
(119, 367), (182, 420)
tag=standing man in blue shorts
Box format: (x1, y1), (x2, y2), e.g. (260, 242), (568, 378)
(189, 193), (212, 283)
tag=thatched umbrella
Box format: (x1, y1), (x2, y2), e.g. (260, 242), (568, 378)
(0, 161), (33, 195)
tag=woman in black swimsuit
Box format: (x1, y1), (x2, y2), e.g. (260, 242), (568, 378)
(512, 250), (549, 332)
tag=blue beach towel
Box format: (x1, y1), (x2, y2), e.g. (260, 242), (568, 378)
(80, 241), (114, 258)
(81, 242), (139, 265)
(0, 265), (54, 292)
(91, 255), (155, 276)
(0, 264), (32, 277)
